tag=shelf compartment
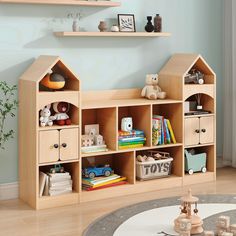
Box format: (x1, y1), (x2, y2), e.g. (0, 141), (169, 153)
(54, 32), (171, 37)
(0, 0), (121, 6)
(185, 145), (215, 173)
(152, 103), (183, 145)
(39, 162), (80, 191)
(186, 57), (216, 84)
(82, 107), (117, 152)
(81, 175), (182, 203)
(118, 105), (152, 148)
(136, 146), (183, 178)
(82, 152), (135, 185)
(38, 103), (80, 130)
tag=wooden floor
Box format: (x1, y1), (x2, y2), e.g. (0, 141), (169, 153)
(0, 167), (235, 236)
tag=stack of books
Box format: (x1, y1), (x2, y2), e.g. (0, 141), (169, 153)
(118, 130), (146, 150)
(81, 144), (108, 154)
(39, 171), (73, 197)
(152, 115), (176, 146)
(82, 174), (127, 191)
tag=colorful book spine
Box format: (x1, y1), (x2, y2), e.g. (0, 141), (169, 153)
(83, 177), (127, 188)
(164, 119), (171, 144)
(119, 144), (144, 150)
(153, 115), (164, 144)
(118, 134), (144, 140)
(118, 130), (144, 136)
(83, 181), (127, 191)
(118, 137), (146, 143)
(118, 141), (145, 146)
(167, 119), (176, 144)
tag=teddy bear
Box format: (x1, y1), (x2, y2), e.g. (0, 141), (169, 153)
(39, 104), (55, 127)
(141, 74), (167, 100)
(52, 102), (71, 126)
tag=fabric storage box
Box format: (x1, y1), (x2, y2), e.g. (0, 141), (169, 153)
(136, 151), (173, 181)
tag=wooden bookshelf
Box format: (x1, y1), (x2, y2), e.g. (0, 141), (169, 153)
(54, 32), (171, 38)
(19, 54), (216, 209)
(0, 0), (121, 6)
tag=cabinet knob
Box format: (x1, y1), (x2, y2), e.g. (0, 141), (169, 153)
(195, 129), (200, 134)
(201, 129), (206, 133)
(61, 143), (67, 148)
(53, 144), (59, 149)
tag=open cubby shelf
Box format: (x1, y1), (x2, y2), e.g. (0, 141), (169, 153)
(19, 54), (216, 209)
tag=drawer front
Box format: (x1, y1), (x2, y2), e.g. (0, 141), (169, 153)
(39, 130), (59, 164)
(59, 128), (79, 161)
(184, 118), (200, 146)
(200, 116), (214, 144)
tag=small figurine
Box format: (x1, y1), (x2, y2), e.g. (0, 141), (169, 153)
(141, 74), (166, 100)
(185, 69), (204, 85)
(52, 102), (71, 126)
(81, 135), (94, 147)
(50, 164), (64, 174)
(40, 73), (66, 90)
(121, 117), (133, 132)
(94, 134), (104, 146)
(39, 104), (55, 127)
(174, 189), (203, 235)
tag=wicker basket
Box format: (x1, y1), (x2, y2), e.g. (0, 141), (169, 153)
(136, 151), (173, 181)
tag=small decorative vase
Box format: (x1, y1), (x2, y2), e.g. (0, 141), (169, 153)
(154, 14), (162, 32)
(111, 25), (119, 32)
(145, 16), (154, 33)
(98, 21), (107, 32)
(72, 20), (80, 32)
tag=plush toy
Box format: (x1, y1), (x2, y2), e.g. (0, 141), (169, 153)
(141, 74), (167, 100)
(40, 73), (66, 90)
(52, 102), (71, 126)
(39, 104), (55, 127)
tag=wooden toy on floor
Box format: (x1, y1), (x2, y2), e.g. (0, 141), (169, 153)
(174, 189), (203, 234)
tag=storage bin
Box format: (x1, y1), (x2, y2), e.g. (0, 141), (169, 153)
(136, 151), (173, 181)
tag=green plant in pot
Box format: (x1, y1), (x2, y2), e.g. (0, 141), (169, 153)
(0, 81), (18, 150)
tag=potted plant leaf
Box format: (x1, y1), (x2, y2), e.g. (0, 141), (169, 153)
(0, 81), (18, 150)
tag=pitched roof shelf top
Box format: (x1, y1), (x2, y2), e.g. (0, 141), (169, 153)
(0, 0), (121, 7)
(54, 32), (171, 37)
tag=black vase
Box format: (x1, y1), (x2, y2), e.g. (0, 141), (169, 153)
(145, 16), (154, 33)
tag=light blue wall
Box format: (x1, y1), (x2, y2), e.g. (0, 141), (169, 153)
(0, 0), (223, 184)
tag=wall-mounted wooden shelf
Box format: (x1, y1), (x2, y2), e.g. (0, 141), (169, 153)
(54, 32), (171, 38)
(0, 0), (121, 7)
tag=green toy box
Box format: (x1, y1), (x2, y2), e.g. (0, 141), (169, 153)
(185, 149), (207, 175)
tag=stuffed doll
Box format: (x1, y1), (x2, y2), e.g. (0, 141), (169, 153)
(52, 102), (71, 126)
(141, 74), (167, 100)
(39, 104), (55, 127)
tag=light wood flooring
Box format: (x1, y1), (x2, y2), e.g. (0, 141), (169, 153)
(0, 167), (235, 236)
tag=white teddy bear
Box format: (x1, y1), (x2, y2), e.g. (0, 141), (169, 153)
(141, 74), (167, 100)
(39, 104), (55, 127)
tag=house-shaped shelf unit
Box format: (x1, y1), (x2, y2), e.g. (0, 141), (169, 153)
(19, 56), (81, 209)
(159, 54), (216, 183)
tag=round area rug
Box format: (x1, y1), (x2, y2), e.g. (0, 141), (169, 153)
(83, 195), (236, 236)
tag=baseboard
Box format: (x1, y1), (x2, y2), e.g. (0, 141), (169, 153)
(0, 182), (19, 200)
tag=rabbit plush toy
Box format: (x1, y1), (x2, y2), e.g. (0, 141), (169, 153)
(39, 104), (55, 127)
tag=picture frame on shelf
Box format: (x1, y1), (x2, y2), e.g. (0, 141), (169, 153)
(118, 14), (136, 32)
